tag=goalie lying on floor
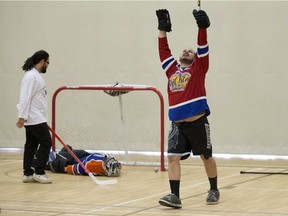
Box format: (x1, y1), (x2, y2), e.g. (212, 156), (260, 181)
(45, 145), (122, 177)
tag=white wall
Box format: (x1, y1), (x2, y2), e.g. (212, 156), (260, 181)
(1, 1), (287, 155)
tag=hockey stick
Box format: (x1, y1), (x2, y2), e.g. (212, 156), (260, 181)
(198, 0), (201, 10)
(240, 170), (288, 175)
(48, 125), (118, 185)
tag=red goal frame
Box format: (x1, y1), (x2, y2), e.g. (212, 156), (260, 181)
(51, 85), (166, 171)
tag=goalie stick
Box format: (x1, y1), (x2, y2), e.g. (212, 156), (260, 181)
(48, 125), (118, 185)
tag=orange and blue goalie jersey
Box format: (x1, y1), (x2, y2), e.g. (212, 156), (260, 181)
(65, 153), (106, 175)
(158, 29), (210, 121)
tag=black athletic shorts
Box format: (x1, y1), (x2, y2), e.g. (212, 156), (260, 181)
(167, 115), (212, 160)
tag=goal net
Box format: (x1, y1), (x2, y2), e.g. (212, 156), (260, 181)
(51, 84), (165, 171)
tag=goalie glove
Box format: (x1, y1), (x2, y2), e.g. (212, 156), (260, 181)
(104, 90), (128, 97)
(156, 9), (172, 32)
(103, 82), (129, 97)
(193, 9), (210, 29)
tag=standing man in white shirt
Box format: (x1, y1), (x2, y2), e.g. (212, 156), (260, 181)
(16, 50), (52, 184)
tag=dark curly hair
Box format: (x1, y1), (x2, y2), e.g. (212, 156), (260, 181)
(22, 50), (49, 71)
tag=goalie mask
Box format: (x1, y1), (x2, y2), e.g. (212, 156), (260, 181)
(103, 155), (122, 177)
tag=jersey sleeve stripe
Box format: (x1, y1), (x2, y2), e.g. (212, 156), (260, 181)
(162, 56), (176, 71)
(197, 44), (209, 58)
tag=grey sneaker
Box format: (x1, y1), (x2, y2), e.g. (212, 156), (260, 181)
(206, 190), (220, 205)
(23, 175), (36, 183)
(159, 193), (182, 208)
(33, 173), (52, 184)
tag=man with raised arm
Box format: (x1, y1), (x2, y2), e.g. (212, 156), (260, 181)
(156, 8), (220, 208)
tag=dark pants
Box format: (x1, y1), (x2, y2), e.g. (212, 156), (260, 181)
(23, 123), (52, 175)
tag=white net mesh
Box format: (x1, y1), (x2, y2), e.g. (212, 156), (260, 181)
(52, 84), (164, 166)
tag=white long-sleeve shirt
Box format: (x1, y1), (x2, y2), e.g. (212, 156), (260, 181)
(17, 68), (48, 125)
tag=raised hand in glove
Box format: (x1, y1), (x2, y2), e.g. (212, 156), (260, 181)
(156, 9), (172, 32)
(193, 9), (210, 29)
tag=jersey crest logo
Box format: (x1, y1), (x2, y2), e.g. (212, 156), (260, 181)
(169, 72), (191, 92)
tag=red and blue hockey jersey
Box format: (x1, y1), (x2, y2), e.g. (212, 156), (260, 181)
(158, 29), (210, 121)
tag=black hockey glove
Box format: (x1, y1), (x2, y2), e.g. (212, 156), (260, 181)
(193, 9), (210, 29)
(103, 82), (129, 97)
(156, 9), (172, 32)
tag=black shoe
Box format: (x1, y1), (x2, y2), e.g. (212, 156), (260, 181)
(206, 190), (220, 205)
(159, 193), (182, 208)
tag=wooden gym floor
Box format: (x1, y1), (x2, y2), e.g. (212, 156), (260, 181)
(0, 151), (288, 216)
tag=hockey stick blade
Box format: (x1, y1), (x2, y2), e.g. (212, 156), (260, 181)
(48, 125), (118, 185)
(88, 173), (118, 185)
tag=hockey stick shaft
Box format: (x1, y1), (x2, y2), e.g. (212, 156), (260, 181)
(240, 171), (288, 175)
(198, 0), (201, 10)
(48, 125), (117, 185)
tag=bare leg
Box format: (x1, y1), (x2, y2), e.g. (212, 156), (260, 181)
(200, 155), (217, 178)
(201, 155), (220, 204)
(159, 155), (182, 208)
(168, 156), (181, 180)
